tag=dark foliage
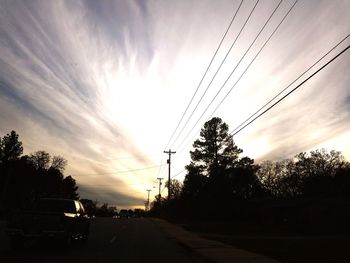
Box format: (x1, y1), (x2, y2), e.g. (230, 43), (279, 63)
(256, 149), (350, 199)
(150, 118), (350, 234)
(0, 131), (80, 215)
(80, 198), (97, 216)
(95, 203), (117, 217)
(0, 130), (23, 162)
(151, 117), (261, 220)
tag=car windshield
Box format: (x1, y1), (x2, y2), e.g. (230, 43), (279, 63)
(34, 199), (76, 213)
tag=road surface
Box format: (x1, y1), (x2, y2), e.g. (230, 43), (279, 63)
(0, 217), (204, 263)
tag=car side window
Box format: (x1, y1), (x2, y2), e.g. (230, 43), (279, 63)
(78, 202), (86, 214)
(74, 201), (81, 214)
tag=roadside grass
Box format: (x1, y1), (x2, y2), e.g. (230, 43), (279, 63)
(179, 220), (350, 263)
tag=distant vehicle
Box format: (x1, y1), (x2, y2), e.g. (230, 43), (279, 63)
(6, 198), (90, 248)
(119, 209), (129, 219)
(133, 209), (145, 217)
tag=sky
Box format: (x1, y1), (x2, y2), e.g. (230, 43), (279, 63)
(0, 0), (349, 208)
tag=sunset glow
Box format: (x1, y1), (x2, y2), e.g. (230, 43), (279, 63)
(1, 0), (349, 207)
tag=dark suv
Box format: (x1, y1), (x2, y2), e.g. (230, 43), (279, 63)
(6, 198), (90, 248)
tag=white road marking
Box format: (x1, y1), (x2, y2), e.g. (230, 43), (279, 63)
(110, 235), (117, 243)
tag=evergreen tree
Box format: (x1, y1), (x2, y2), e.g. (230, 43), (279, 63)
(0, 130), (23, 162)
(182, 117), (258, 219)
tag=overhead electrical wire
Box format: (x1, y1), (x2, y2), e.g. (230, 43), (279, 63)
(170, 0), (260, 149)
(231, 42), (350, 136)
(161, 184), (167, 194)
(68, 153), (161, 164)
(171, 169), (187, 179)
(79, 181), (158, 187)
(75, 163), (167, 176)
(80, 185), (148, 188)
(155, 156), (166, 181)
(163, 0), (245, 151)
(159, 0), (245, 183)
(175, 0), (297, 156)
(159, 169), (186, 194)
(174, 0), (283, 150)
(230, 33), (350, 135)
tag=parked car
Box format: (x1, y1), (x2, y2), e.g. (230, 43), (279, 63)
(6, 198), (90, 248)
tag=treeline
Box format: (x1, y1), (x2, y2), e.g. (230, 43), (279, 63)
(0, 131), (79, 215)
(257, 150), (350, 199)
(150, 118), (350, 233)
(80, 199), (144, 217)
(80, 199), (117, 217)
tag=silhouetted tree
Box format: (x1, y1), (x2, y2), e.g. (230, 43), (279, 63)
(0, 131), (81, 216)
(189, 117), (243, 177)
(97, 203), (109, 216)
(149, 117), (350, 226)
(80, 198), (97, 216)
(181, 117), (259, 219)
(0, 131), (25, 213)
(228, 156), (260, 199)
(166, 179), (183, 200)
(29, 151), (51, 170)
(257, 159), (291, 197)
(257, 149), (350, 199)
(95, 203), (117, 217)
(181, 162), (207, 201)
(62, 175), (79, 199)
(0, 130), (23, 162)
(39, 167), (64, 198)
(50, 155), (67, 172)
(296, 149), (348, 197)
(334, 166), (350, 198)
(184, 117), (244, 202)
(1, 156), (37, 212)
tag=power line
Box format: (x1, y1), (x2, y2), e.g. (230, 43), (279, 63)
(159, 167), (186, 194)
(231, 42), (350, 136)
(156, 156), (165, 179)
(208, 0), (298, 118)
(79, 189), (146, 194)
(230, 33), (350, 135)
(175, 0), (297, 155)
(68, 153), (161, 164)
(78, 182), (154, 187)
(170, 0), (260, 149)
(171, 169), (186, 179)
(164, 149), (176, 199)
(74, 164), (167, 176)
(161, 184), (167, 194)
(164, 0), (245, 150)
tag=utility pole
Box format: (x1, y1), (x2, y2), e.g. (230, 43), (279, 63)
(157, 177), (163, 198)
(146, 189), (151, 211)
(163, 149), (176, 200)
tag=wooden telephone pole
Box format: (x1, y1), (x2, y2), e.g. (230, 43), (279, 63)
(157, 177), (163, 198)
(163, 149), (176, 200)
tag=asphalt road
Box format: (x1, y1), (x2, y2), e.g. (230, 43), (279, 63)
(0, 217), (204, 263)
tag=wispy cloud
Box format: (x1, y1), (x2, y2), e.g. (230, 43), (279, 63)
(0, 0), (349, 205)
(0, 0), (157, 205)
